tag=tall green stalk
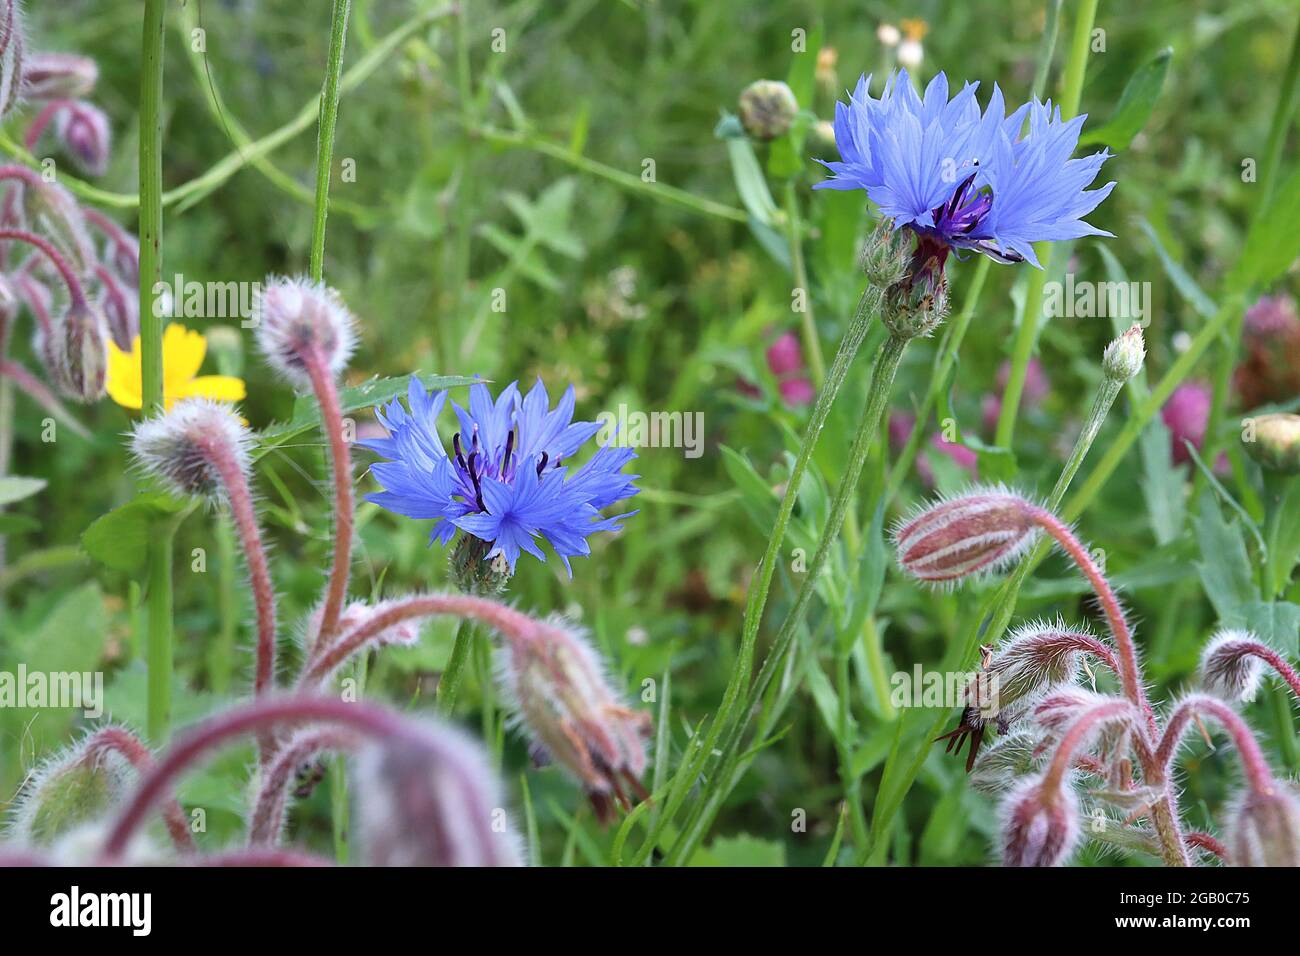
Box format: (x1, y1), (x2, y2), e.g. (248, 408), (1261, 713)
(995, 0), (1099, 449)
(140, 0), (170, 744)
(310, 0), (352, 282)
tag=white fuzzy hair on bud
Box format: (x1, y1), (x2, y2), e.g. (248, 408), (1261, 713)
(999, 774), (1080, 867)
(1226, 784), (1300, 867)
(353, 722), (522, 867)
(7, 728), (135, 846)
(129, 398), (251, 501)
(892, 484), (1039, 586)
(1199, 629), (1268, 703)
(251, 276), (356, 388)
(300, 599), (423, 683)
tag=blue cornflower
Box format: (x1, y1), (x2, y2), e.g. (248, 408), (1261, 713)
(361, 378), (638, 574)
(815, 70), (1114, 273)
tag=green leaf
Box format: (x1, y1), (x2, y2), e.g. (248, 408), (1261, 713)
(720, 445), (779, 533)
(1194, 487), (1260, 622)
(690, 833), (786, 867)
(1265, 476), (1300, 598)
(11, 581), (108, 675)
(82, 493), (189, 574)
(1078, 47), (1172, 149)
(1227, 162), (1300, 294)
(1139, 419), (1185, 545)
(0, 513), (40, 534)
(255, 372), (477, 458)
(0, 476), (46, 506)
(1137, 219), (1216, 319)
(717, 113), (780, 226)
(1235, 601), (1300, 658)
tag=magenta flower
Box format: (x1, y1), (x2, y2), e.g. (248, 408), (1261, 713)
(1161, 381), (1212, 465)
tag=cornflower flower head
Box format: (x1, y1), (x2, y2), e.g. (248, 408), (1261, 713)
(362, 378), (639, 577)
(815, 70), (1114, 293)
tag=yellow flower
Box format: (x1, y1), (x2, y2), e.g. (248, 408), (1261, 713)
(106, 323), (246, 411)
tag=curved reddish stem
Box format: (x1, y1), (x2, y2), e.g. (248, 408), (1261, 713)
(1231, 640), (1300, 701)
(302, 344), (352, 650)
(302, 593), (548, 685)
(1042, 698), (1139, 793)
(1185, 831), (1228, 860)
(0, 228), (89, 308)
(0, 359), (89, 437)
(247, 728), (356, 845)
(99, 696), (416, 862)
(1157, 694), (1276, 794)
(24, 100), (71, 150)
(13, 274), (54, 337)
(84, 727), (195, 855)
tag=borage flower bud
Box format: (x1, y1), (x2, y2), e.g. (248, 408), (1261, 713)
(1200, 630), (1268, 703)
(129, 398), (251, 501)
(738, 79), (798, 141)
(1103, 324), (1146, 383)
(0, 3), (23, 121)
(497, 620), (651, 823)
(21, 178), (95, 276)
(251, 276), (356, 389)
(50, 300), (108, 402)
(22, 52), (98, 100)
(354, 723), (521, 866)
(53, 100), (111, 177)
(892, 486), (1037, 584)
(10, 737), (134, 845)
(1226, 784), (1300, 867)
(302, 598), (422, 679)
(1000, 774), (1080, 867)
(1243, 413), (1300, 475)
(969, 730), (1037, 796)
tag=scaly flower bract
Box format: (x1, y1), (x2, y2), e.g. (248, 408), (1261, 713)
(362, 378), (639, 574)
(815, 70), (1114, 270)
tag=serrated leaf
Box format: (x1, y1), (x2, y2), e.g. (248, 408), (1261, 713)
(1231, 601), (1300, 658)
(255, 372), (477, 458)
(1194, 487), (1260, 622)
(81, 494), (189, 574)
(0, 476), (46, 506)
(1078, 47), (1171, 149)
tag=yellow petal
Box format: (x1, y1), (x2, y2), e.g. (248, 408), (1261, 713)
(179, 375), (247, 403)
(162, 323), (207, 389)
(105, 337), (143, 409)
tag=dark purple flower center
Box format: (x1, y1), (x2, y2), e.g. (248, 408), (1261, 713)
(450, 426), (561, 515)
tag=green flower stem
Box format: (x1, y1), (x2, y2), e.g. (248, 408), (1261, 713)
(784, 179), (826, 388)
(437, 619), (475, 715)
(994, 0), (1099, 449)
(885, 257), (990, 500)
(665, 335), (910, 865)
(626, 283), (883, 865)
(310, 0), (351, 282)
(140, 0), (170, 744)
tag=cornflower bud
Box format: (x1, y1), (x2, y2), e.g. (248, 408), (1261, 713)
(1226, 785), (1300, 867)
(1000, 775), (1080, 867)
(354, 724), (522, 866)
(50, 299), (108, 401)
(1243, 412), (1300, 475)
(738, 79), (798, 140)
(22, 52), (98, 100)
(497, 620), (652, 823)
(251, 276), (356, 389)
(859, 217), (911, 288)
(1102, 323), (1146, 382)
(893, 486), (1038, 583)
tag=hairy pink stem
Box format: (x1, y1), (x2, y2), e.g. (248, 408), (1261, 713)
(247, 728), (357, 846)
(13, 274), (54, 337)
(0, 359), (88, 437)
(1042, 698), (1140, 793)
(1027, 507), (1153, 735)
(24, 100), (70, 150)
(1157, 694), (1276, 794)
(99, 696), (416, 862)
(82, 207), (136, 257)
(302, 593), (547, 685)
(1232, 640), (1300, 701)
(94, 264), (134, 346)
(1186, 831), (1227, 860)
(84, 726), (195, 855)
(198, 436), (277, 699)
(0, 228), (89, 308)
(302, 343), (352, 650)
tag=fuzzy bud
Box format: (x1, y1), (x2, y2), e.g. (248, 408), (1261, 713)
(129, 398), (251, 501)
(1243, 413), (1300, 475)
(21, 178), (95, 277)
(1226, 785), (1300, 867)
(738, 79), (798, 141)
(497, 621), (651, 823)
(1000, 775), (1080, 867)
(50, 300), (108, 402)
(251, 276), (356, 388)
(302, 599), (423, 681)
(0, 5), (23, 121)
(1199, 630), (1268, 703)
(1102, 324), (1146, 382)
(893, 486), (1038, 583)
(970, 730), (1038, 796)
(22, 52), (98, 100)
(53, 100), (111, 178)
(354, 723), (521, 866)
(10, 737), (136, 846)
